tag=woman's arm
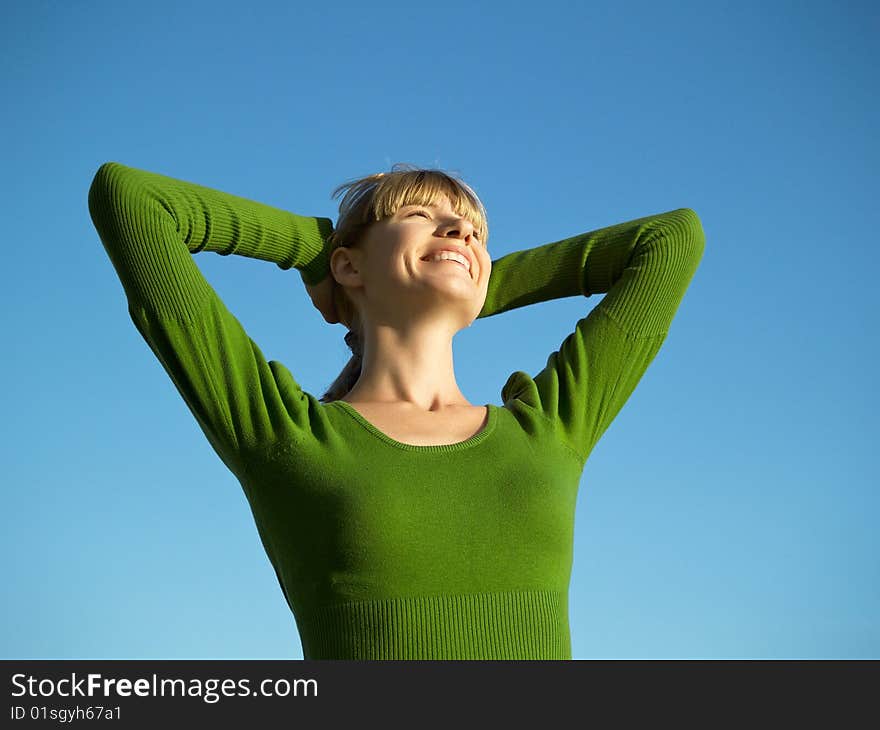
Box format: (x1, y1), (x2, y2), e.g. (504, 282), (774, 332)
(87, 161), (335, 474)
(88, 162), (334, 319)
(478, 208), (706, 464)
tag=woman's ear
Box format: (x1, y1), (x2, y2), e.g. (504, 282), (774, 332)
(330, 246), (362, 287)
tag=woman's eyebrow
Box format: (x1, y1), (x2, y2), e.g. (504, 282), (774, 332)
(403, 202), (441, 210)
(407, 201), (467, 215)
(402, 202), (482, 229)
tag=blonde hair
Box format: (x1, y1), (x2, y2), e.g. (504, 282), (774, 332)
(319, 163), (489, 403)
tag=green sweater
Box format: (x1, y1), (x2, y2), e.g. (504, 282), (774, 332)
(87, 161), (705, 660)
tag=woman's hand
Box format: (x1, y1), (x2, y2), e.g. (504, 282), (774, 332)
(305, 273), (340, 325)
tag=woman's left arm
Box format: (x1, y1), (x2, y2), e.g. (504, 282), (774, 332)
(479, 208), (706, 464)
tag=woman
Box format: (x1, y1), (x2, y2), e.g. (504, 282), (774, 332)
(87, 161), (705, 659)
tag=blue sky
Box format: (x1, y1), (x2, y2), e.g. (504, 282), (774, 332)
(1, 0), (876, 659)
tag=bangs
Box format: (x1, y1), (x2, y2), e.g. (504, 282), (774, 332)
(329, 164), (489, 249)
(371, 171), (488, 242)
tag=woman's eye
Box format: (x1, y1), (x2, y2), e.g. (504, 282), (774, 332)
(407, 210), (483, 242)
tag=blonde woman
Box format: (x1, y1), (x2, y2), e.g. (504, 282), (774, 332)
(88, 161), (705, 659)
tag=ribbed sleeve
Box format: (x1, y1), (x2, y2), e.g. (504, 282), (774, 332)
(87, 162), (335, 320)
(86, 161), (335, 471)
(480, 208), (706, 463)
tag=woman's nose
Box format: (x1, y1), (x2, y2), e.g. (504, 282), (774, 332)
(443, 217), (476, 240)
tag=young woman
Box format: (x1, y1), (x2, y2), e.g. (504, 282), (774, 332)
(87, 161), (705, 659)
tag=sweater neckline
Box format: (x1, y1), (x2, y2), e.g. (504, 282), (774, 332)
(329, 401), (497, 453)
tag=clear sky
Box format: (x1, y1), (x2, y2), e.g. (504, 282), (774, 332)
(2, 0), (876, 659)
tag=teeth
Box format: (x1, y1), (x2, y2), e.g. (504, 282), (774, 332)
(425, 251), (471, 271)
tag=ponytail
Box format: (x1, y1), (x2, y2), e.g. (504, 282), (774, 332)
(319, 284), (364, 403)
(318, 328), (363, 403)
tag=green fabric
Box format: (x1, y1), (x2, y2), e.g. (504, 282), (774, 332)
(87, 161), (705, 659)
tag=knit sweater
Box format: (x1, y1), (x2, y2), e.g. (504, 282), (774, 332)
(87, 161), (705, 660)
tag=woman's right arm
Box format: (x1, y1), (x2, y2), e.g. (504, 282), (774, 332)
(87, 161), (335, 474)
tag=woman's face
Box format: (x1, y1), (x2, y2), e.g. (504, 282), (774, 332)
(332, 195), (491, 329)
